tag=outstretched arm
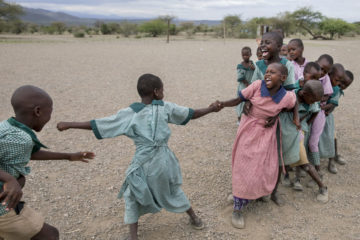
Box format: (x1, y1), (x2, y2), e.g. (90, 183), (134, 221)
(31, 150), (95, 163)
(192, 101), (222, 119)
(220, 97), (243, 108)
(57, 121), (92, 131)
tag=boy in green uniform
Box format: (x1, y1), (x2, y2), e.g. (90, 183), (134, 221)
(0, 85), (94, 240)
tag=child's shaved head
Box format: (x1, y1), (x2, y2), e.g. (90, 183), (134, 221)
(11, 85), (52, 115)
(137, 74), (163, 97)
(269, 62), (288, 76)
(303, 80), (324, 101)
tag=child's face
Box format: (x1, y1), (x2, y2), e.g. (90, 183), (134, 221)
(242, 50), (251, 62)
(339, 75), (352, 90)
(280, 45), (288, 57)
(303, 67), (321, 82)
(302, 91), (320, 105)
(317, 58), (332, 78)
(287, 42), (303, 61)
(264, 64), (285, 90)
(330, 71), (344, 87)
(33, 103), (53, 132)
(260, 35), (280, 60)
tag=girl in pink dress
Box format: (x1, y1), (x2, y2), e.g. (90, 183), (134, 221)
(220, 63), (297, 229)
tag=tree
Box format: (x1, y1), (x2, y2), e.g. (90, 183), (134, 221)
(100, 23), (111, 35)
(139, 19), (167, 37)
(119, 21), (138, 37)
(223, 15), (242, 38)
(50, 22), (66, 34)
(0, 0), (23, 21)
(160, 15), (175, 43)
(291, 7), (329, 39)
(319, 18), (355, 39)
(180, 21), (195, 38)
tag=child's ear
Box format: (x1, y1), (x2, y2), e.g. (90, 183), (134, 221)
(281, 74), (287, 82)
(34, 106), (41, 117)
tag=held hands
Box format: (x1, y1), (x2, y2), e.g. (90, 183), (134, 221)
(57, 122), (70, 131)
(68, 152), (95, 163)
(0, 177), (22, 211)
(264, 115), (278, 128)
(209, 100), (223, 112)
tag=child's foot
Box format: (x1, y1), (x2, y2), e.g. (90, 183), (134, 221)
(306, 179), (316, 188)
(299, 168), (307, 178)
(328, 161), (338, 174)
(316, 187), (329, 203)
(190, 216), (205, 230)
(335, 155), (346, 165)
(231, 211), (245, 229)
(227, 194), (234, 204)
(271, 193), (285, 206)
(283, 176), (291, 187)
(292, 179), (303, 191)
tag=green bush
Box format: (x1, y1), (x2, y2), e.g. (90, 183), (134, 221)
(139, 19), (166, 37)
(73, 31), (85, 38)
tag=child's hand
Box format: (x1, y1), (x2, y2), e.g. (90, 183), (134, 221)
(0, 177), (23, 211)
(68, 152), (95, 163)
(243, 101), (252, 116)
(265, 116), (278, 128)
(209, 100), (223, 112)
(250, 62), (255, 70)
(57, 122), (70, 131)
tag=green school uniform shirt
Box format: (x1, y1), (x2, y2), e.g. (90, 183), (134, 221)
(0, 118), (46, 216)
(90, 100), (194, 224)
(236, 62), (255, 117)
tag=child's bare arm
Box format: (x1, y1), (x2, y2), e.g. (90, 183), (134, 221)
(292, 100), (301, 130)
(192, 101), (222, 119)
(31, 150), (95, 163)
(57, 121), (92, 131)
(220, 97), (243, 108)
(0, 170), (22, 211)
(307, 112), (319, 125)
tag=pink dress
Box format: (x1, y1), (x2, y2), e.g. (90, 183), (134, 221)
(232, 80), (296, 199)
(292, 58), (308, 81)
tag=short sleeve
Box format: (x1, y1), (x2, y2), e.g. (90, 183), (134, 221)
(239, 80), (262, 101)
(237, 68), (246, 82)
(90, 108), (134, 139)
(166, 102), (194, 125)
(321, 75), (334, 95)
(283, 91), (297, 109)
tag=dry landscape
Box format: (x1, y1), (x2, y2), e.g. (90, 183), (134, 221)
(0, 34), (359, 240)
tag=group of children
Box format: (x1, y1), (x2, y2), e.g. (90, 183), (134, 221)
(234, 32), (354, 228)
(0, 32), (354, 240)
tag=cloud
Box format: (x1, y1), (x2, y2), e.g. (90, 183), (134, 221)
(15, 0), (360, 21)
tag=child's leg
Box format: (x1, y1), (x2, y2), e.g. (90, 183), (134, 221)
(128, 223), (138, 240)
(328, 157), (338, 174)
(31, 223), (59, 240)
(301, 164), (328, 203)
(334, 138), (346, 165)
(186, 207), (204, 230)
(308, 111), (326, 173)
(232, 197), (250, 229)
(271, 167), (284, 206)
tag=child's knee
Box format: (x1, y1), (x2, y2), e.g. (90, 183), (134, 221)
(31, 223), (59, 240)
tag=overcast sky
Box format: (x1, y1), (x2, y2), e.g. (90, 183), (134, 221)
(12, 0), (360, 22)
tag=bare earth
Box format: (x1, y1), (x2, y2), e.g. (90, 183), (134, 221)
(0, 35), (359, 240)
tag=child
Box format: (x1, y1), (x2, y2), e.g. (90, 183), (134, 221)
(288, 39), (308, 81)
(307, 54), (335, 175)
(256, 46), (263, 61)
(236, 47), (255, 122)
(318, 64), (346, 174)
(250, 31), (296, 205)
(0, 85), (94, 240)
(220, 63), (297, 229)
(282, 62), (322, 187)
(284, 79), (328, 202)
(280, 44), (288, 58)
(56, 74), (222, 240)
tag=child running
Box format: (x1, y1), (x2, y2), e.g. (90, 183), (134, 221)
(220, 63), (297, 229)
(318, 64), (346, 174)
(56, 74), (222, 240)
(0, 85), (94, 240)
(288, 39), (308, 81)
(307, 54), (335, 176)
(236, 47), (255, 122)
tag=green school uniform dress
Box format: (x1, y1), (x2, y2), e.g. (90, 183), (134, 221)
(250, 58), (297, 165)
(90, 100), (194, 224)
(236, 62), (254, 117)
(319, 86), (343, 158)
(0, 118), (46, 216)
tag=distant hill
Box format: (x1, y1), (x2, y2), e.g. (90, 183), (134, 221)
(19, 7), (221, 26)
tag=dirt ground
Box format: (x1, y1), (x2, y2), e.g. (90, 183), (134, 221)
(0, 34), (359, 240)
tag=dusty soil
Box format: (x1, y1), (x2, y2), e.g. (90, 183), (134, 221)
(0, 34), (359, 240)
